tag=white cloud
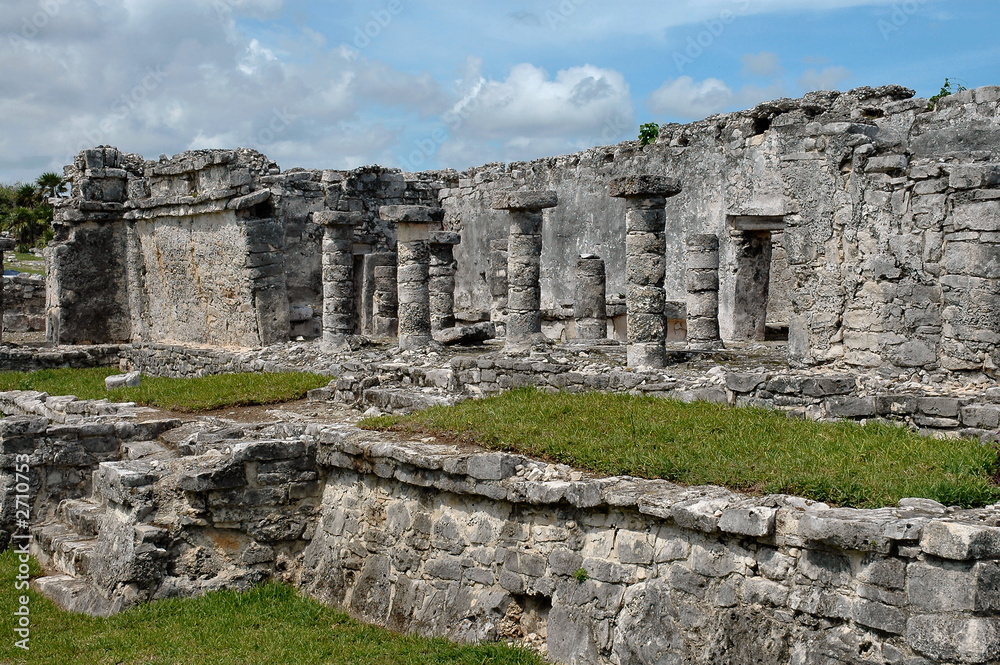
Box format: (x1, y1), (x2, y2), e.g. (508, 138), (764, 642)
(646, 77), (787, 120)
(448, 62), (634, 148)
(741, 52), (783, 78)
(798, 66), (853, 91)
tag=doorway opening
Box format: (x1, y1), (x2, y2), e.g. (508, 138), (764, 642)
(728, 215), (789, 342)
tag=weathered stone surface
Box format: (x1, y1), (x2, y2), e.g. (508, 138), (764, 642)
(490, 190), (558, 211)
(609, 175), (682, 198)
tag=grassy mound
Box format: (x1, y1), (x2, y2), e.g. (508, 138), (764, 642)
(363, 387), (1000, 509)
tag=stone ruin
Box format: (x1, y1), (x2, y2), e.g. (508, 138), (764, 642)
(2, 84), (1000, 663)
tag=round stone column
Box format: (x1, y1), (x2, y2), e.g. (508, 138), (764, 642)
(379, 205), (443, 351)
(489, 238), (509, 337)
(575, 254), (607, 340)
(371, 252), (398, 338)
(429, 231), (461, 332)
(610, 175), (683, 369)
(686, 233), (722, 349)
(313, 211), (362, 352)
(491, 190), (558, 349)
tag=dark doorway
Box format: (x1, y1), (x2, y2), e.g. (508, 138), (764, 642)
(729, 216), (788, 342)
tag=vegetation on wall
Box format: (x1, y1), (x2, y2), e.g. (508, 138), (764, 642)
(0, 172), (65, 252)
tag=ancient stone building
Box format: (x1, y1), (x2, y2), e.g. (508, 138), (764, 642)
(46, 84), (1000, 373)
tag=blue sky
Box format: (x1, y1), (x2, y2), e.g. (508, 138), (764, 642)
(0, 0), (997, 183)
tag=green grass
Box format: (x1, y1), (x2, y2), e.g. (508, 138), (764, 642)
(362, 387), (1000, 509)
(0, 368), (330, 413)
(0, 551), (540, 665)
(4, 252), (45, 275)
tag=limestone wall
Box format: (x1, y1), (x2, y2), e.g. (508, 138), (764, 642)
(3, 274), (45, 334)
(437, 85), (1000, 373)
(5, 400), (1000, 662)
(51, 85), (1000, 373)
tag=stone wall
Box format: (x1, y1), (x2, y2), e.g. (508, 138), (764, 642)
(3, 274), (45, 333)
(52, 85), (1000, 373)
(435, 85), (1000, 374)
(8, 411), (1000, 664)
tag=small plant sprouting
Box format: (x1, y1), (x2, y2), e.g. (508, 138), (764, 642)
(638, 122), (660, 147)
(573, 567), (589, 583)
(929, 78), (968, 110)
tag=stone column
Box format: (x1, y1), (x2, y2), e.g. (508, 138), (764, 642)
(574, 254), (607, 340)
(380, 205), (443, 351)
(610, 175), (682, 369)
(686, 233), (723, 350)
(371, 252), (398, 338)
(429, 231), (461, 332)
(491, 190), (558, 349)
(0, 237), (14, 343)
(489, 238), (509, 337)
(313, 211), (362, 351)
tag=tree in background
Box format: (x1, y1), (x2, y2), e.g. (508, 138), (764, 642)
(0, 172), (64, 252)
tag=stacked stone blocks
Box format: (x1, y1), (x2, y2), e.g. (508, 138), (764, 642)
(491, 190), (558, 348)
(380, 205), (444, 350)
(313, 211), (362, 349)
(685, 234), (722, 349)
(610, 175), (682, 368)
(574, 255), (607, 340)
(429, 231), (461, 332)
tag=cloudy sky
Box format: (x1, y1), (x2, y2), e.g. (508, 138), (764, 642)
(0, 0), (996, 182)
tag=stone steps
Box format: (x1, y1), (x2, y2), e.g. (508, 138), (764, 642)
(32, 575), (119, 618)
(58, 498), (103, 538)
(31, 521), (98, 579)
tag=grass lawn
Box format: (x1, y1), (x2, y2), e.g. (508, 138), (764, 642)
(362, 387), (1000, 509)
(0, 368), (330, 413)
(0, 551), (540, 665)
(3, 252), (45, 276)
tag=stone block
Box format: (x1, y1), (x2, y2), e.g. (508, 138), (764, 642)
(490, 190), (557, 211)
(917, 397), (961, 418)
(104, 372), (141, 390)
(920, 521), (1000, 560)
(718, 506), (776, 537)
(907, 616), (1000, 664)
(609, 175), (682, 198)
(826, 396), (876, 418)
(725, 373), (767, 393)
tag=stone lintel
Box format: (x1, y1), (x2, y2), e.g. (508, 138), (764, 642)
(429, 231), (461, 246)
(313, 211), (365, 227)
(610, 175), (682, 199)
(397, 221), (435, 243)
(491, 190), (558, 211)
(0, 238), (15, 252)
(379, 205), (445, 223)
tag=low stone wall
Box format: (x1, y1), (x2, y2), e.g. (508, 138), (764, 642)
(4, 408), (1000, 663)
(0, 345), (122, 373)
(3, 274), (45, 333)
(303, 426), (1000, 665)
(119, 343), (262, 378)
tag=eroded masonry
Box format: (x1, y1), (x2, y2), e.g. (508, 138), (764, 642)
(3, 84), (1000, 664)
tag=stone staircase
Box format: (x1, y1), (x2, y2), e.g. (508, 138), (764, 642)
(28, 436), (179, 617)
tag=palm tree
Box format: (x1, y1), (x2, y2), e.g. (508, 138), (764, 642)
(14, 183), (39, 208)
(35, 172), (67, 199)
